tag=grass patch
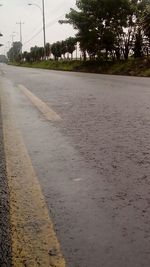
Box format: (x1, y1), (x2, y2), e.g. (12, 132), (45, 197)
(8, 58), (150, 77)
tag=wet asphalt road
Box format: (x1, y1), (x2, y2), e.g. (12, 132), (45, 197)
(1, 64), (150, 267)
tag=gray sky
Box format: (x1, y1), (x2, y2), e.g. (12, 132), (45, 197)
(0, 0), (76, 55)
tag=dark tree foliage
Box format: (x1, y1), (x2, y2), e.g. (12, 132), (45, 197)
(51, 38), (76, 60)
(0, 55), (7, 63)
(142, 4), (150, 40)
(62, 0), (131, 59)
(21, 38), (76, 62)
(45, 43), (51, 58)
(60, 0), (150, 60)
(134, 28), (143, 57)
(51, 42), (62, 60)
(7, 42), (22, 61)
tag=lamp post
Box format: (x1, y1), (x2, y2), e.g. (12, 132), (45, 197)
(16, 22), (24, 57)
(28, 0), (46, 59)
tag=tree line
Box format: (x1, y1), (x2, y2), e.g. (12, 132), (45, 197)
(7, 37), (77, 62)
(7, 0), (150, 62)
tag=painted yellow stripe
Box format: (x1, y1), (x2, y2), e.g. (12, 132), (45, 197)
(18, 84), (61, 122)
(0, 81), (66, 267)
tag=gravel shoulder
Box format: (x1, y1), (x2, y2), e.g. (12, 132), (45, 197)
(0, 101), (12, 267)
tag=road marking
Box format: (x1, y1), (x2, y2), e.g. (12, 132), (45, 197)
(0, 80), (66, 267)
(18, 84), (61, 122)
(73, 178), (82, 182)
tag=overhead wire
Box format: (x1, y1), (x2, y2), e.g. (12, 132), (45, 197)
(23, 13), (66, 46)
(23, 0), (76, 48)
(23, 0), (71, 43)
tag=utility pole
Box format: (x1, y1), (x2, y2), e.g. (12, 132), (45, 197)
(16, 21), (24, 56)
(28, 0), (46, 59)
(42, 0), (46, 59)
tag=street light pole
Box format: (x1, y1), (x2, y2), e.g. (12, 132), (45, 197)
(28, 0), (46, 59)
(42, 0), (46, 59)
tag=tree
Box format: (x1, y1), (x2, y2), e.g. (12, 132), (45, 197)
(30, 46), (39, 61)
(129, 0), (150, 57)
(0, 55), (7, 63)
(66, 37), (76, 59)
(30, 46), (44, 61)
(133, 28), (143, 57)
(142, 4), (150, 41)
(45, 43), (51, 58)
(61, 40), (67, 59)
(7, 42), (22, 61)
(22, 51), (31, 62)
(51, 42), (62, 60)
(61, 0), (131, 60)
(38, 47), (44, 59)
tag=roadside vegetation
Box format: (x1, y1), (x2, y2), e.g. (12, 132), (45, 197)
(9, 58), (150, 77)
(7, 0), (150, 77)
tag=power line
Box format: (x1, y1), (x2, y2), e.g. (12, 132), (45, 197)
(23, 0), (75, 48)
(23, 28), (43, 45)
(46, 14), (65, 29)
(23, 14), (65, 46)
(49, 0), (71, 16)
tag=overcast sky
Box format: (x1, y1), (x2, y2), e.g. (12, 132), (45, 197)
(0, 0), (76, 55)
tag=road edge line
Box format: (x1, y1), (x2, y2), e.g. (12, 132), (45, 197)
(19, 84), (61, 122)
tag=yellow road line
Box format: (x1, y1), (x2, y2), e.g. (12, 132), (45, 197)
(19, 84), (61, 122)
(0, 80), (66, 267)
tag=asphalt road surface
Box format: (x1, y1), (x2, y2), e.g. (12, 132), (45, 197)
(0, 63), (150, 267)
